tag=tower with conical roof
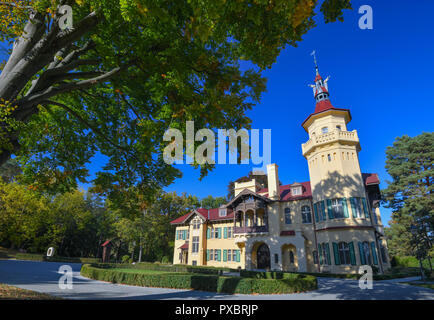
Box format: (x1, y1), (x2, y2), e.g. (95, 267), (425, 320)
(301, 54), (379, 273)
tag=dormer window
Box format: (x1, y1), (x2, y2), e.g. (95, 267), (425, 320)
(291, 186), (302, 196)
(321, 127), (328, 134)
(219, 208), (227, 217)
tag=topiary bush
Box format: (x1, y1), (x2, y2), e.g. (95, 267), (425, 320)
(80, 264), (317, 294)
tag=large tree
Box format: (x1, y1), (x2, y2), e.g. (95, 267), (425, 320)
(0, 0), (352, 200)
(382, 132), (433, 262)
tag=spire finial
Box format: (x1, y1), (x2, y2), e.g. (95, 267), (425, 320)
(311, 50), (318, 71)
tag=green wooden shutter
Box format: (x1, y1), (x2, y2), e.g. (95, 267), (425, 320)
(362, 198), (369, 219)
(182, 230), (185, 240)
(348, 242), (356, 265)
(327, 199), (334, 219)
(325, 243), (331, 265)
(358, 242), (366, 265)
(207, 228), (210, 239)
(314, 203), (319, 222)
(371, 242), (378, 265)
(333, 242), (340, 265)
(342, 198), (349, 218)
(318, 244), (323, 265)
(350, 197), (357, 218)
(217, 228), (222, 239)
(206, 249), (209, 261)
(176, 231), (178, 240)
(223, 249), (227, 262)
(236, 250), (240, 262)
(223, 227), (227, 239)
(321, 201), (326, 220)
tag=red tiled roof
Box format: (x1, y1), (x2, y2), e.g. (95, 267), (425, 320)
(362, 173), (380, 185)
(101, 240), (111, 247)
(258, 181), (312, 201)
(170, 208), (234, 225)
(170, 173), (380, 224)
(302, 101), (351, 129)
(179, 242), (189, 250)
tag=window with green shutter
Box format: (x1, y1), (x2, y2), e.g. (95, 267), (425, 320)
(320, 201), (326, 221)
(342, 198), (349, 218)
(370, 242), (378, 265)
(362, 198), (369, 219)
(333, 242), (340, 265)
(176, 230), (179, 240)
(358, 242), (366, 265)
(207, 228), (210, 239)
(236, 250), (240, 262)
(348, 242), (356, 265)
(325, 243), (331, 265)
(350, 197), (357, 218)
(314, 203), (319, 222)
(223, 249), (227, 262)
(206, 249), (209, 261)
(327, 199), (334, 219)
(318, 244), (323, 265)
(217, 228), (221, 239)
(223, 227), (227, 239)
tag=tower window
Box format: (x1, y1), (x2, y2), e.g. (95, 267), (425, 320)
(321, 127), (328, 134)
(327, 154), (331, 162)
(336, 125), (341, 131)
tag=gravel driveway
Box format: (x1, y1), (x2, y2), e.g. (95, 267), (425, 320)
(0, 260), (433, 300)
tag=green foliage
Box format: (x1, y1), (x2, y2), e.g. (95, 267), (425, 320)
(121, 255), (132, 264)
(0, 181), (115, 257)
(200, 195), (227, 209)
(0, 0), (353, 203)
(80, 264), (318, 294)
(383, 132), (433, 263)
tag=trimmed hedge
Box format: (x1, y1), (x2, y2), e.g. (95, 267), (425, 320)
(391, 256), (433, 269)
(91, 262), (237, 275)
(14, 253), (100, 264)
(80, 264), (317, 294)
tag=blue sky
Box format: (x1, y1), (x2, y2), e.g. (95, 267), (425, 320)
(162, 0), (434, 226)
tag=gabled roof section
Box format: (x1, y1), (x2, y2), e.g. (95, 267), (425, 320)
(258, 181), (312, 201)
(362, 173), (380, 185)
(225, 188), (272, 208)
(170, 207), (234, 225)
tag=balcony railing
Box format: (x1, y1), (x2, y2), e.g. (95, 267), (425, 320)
(302, 129), (360, 156)
(234, 225), (268, 234)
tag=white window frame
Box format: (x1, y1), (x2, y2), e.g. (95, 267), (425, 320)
(332, 198), (344, 218)
(192, 236), (199, 253)
(301, 206), (311, 223)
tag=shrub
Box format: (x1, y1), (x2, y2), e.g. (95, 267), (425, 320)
(161, 256), (170, 264)
(80, 264), (317, 294)
(121, 255), (132, 264)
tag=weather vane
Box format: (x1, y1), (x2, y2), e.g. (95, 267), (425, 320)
(310, 50), (318, 68)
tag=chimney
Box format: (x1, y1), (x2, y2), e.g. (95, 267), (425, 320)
(267, 164), (280, 200)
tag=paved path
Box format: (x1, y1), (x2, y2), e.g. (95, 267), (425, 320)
(0, 260), (433, 300)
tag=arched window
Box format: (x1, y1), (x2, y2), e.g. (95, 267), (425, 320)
(336, 125), (341, 131)
(289, 251), (294, 264)
(284, 208), (292, 224)
(321, 127), (328, 134)
(338, 242), (351, 265)
(301, 206), (312, 223)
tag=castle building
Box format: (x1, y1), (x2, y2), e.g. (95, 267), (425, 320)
(170, 62), (391, 274)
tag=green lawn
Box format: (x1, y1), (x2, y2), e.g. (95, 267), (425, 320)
(401, 282), (434, 290)
(0, 283), (60, 300)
